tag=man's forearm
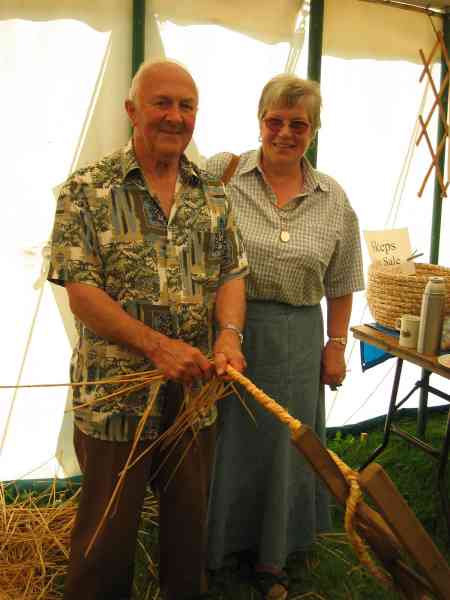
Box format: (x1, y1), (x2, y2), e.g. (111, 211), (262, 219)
(214, 277), (246, 331)
(65, 282), (163, 358)
(212, 276), (247, 375)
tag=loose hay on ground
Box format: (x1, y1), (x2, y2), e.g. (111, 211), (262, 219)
(0, 484), (77, 600)
(0, 484), (159, 600)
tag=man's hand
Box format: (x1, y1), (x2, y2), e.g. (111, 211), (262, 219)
(213, 329), (246, 377)
(148, 336), (214, 384)
(321, 341), (346, 387)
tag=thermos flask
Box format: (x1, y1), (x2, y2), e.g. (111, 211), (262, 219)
(417, 276), (446, 355)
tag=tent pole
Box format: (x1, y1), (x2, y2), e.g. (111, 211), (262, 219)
(306, 0), (325, 167)
(430, 13), (450, 265)
(132, 0), (146, 77)
(417, 14), (450, 439)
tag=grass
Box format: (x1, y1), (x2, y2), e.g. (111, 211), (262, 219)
(133, 411), (450, 599)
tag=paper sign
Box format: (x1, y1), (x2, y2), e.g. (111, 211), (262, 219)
(363, 228), (415, 275)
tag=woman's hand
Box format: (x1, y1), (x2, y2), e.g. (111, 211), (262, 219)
(321, 340), (346, 387)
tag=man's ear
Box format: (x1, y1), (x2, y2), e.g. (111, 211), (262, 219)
(125, 99), (136, 127)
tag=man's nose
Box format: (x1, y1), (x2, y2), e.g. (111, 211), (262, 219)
(164, 103), (183, 121)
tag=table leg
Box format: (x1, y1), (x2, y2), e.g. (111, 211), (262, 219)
(417, 369), (431, 438)
(437, 407), (450, 542)
(359, 358), (403, 471)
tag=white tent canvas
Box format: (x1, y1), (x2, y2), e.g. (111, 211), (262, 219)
(0, 0), (449, 481)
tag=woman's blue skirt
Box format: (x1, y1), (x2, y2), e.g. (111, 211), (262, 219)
(207, 300), (331, 569)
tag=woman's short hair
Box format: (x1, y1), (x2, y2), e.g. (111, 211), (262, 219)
(257, 74), (322, 136)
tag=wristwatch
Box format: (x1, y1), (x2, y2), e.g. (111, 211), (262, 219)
(221, 323), (244, 345)
(328, 336), (347, 347)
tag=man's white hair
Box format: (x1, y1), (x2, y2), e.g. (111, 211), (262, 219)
(128, 58), (198, 103)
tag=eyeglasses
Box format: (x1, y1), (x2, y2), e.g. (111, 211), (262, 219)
(263, 117), (311, 134)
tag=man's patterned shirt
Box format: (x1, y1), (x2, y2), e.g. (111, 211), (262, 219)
(48, 141), (249, 442)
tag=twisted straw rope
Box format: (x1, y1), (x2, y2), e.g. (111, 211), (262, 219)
(226, 365), (392, 589)
(1, 365), (391, 587)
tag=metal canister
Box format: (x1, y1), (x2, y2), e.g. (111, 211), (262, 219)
(417, 276), (446, 355)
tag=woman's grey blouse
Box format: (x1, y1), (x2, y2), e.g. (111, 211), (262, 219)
(206, 149), (365, 306)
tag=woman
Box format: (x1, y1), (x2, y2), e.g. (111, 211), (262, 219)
(207, 74), (364, 600)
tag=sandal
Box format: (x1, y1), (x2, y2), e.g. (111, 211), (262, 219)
(253, 570), (289, 600)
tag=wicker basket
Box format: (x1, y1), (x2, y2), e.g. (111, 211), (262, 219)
(366, 263), (450, 329)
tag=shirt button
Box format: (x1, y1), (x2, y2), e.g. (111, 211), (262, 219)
(280, 230), (290, 243)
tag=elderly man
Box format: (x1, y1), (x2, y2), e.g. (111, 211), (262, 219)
(48, 60), (248, 600)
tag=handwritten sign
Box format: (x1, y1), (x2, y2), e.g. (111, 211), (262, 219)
(363, 228), (415, 275)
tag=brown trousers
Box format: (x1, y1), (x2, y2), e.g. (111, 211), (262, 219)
(64, 383), (216, 600)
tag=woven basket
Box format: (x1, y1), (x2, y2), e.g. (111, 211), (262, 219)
(367, 263), (450, 329)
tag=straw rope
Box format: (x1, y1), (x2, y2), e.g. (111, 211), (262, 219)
(226, 366), (392, 589)
(1, 364), (392, 590)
